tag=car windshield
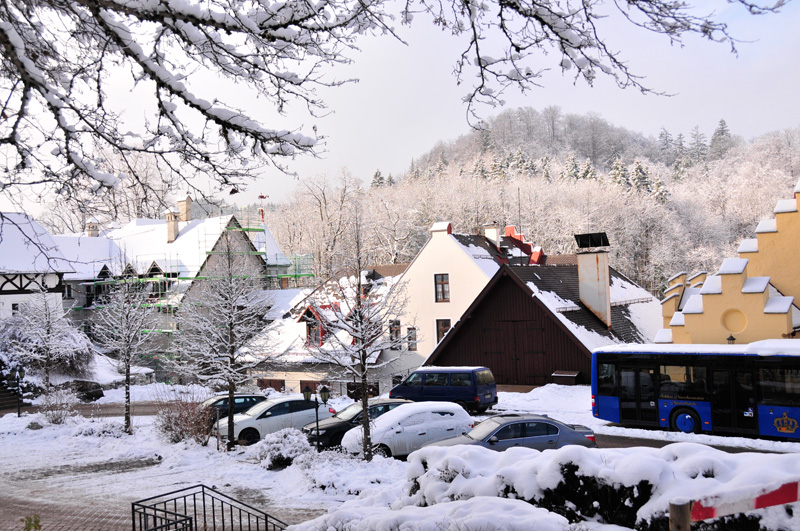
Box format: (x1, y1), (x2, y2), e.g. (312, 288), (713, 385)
(466, 417), (505, 440)
(334, 403), (363, 421)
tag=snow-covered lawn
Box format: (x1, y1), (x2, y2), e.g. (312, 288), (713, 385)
(2, 383), (800, 530)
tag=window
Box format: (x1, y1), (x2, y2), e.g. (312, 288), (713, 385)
(434, 274), (450, 302)
(494, 423), (524, 441)
(659, 365), (708, 400)
(11, 303), (19, 315)
(407, 327), (417, 351)
(265, 402), (291, 417)
(290, 400), (317, 413)
(760, 368), (800, 407)
(526, 422), (558, 437)
(450, 373), (471, 386)
(476, 369), (495, 385)
(597, 363), (616, 394)
(64, 284), (73, 299)
(424, 373), (448, 386)
(436, 319), (451, 343)
(389, 319), (401, 347)
(404, 373), (423, 386)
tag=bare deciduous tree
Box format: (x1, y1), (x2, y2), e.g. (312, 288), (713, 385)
(170, 231), (272, 450)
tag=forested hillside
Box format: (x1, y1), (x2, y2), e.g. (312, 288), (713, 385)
(266, 107), (800, 295)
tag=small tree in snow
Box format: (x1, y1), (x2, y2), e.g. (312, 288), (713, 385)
(171, 231), (272, 450)
(0, 288), (92, 390)
(92, 276), (159, 434)
(306, 200), (409, 461)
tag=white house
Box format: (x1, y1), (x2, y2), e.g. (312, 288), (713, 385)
(393, 222), (542, 379)
(0, 213), (74, 319)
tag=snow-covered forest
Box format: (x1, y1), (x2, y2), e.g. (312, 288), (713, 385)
(261, 107), (800, 295)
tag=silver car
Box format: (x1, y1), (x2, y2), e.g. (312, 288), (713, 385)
(425, 413), (597, 451)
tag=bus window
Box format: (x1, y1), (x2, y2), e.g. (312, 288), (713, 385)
(659, 365), (708, 400)
(759, 368), (800, 407)
(597, 363), (616, 394)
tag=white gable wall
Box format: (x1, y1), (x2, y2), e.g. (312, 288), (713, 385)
(396, 226), (496, 379)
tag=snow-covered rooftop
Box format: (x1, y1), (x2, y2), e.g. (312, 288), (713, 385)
(251, 223), (291, 266)
(681, 294), (703, 314)
(742, 277), (770, 294)
(764, 296), (794, 314)
(0, 213), (74, 274)
(774, 198), (798, 214)
(755, 219), (777, 234)
(699, 275), (721, 295)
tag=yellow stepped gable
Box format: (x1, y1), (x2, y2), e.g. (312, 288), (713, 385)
(678, 258), (793, 344)
(739, 179), (800, 301)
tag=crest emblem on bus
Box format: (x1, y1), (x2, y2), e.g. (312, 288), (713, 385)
(774, 412), (799, 434)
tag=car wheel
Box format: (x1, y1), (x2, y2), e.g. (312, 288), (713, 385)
(238, 428), (260, 446)
(373, 444), (392, 458)
(476, 405), (489, 414)
(670, 408), (701, 434)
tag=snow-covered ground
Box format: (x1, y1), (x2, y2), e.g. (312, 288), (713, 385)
(2, 384), (799, 530)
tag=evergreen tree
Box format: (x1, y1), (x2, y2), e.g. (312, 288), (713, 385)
(472, 159), (489, 180)
(386, 174), (395, 186)
(580, 159), (597, 180)
(561, 154), (580, 180)
(672, 158), (686, 182)
(609, 158), (631, 189)
(658, 127), (674, 165)
(709, 119), (734, 160)
(488, 155), (507, 181)
(370, 169), (385, 188)
(652, 176), (670, 204)
(631, 160), (652, 193)
(689, 126), (708, 165)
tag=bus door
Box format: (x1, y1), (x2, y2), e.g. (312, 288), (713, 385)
(710, 369), (757, 433)
(619, 367), (659, 425)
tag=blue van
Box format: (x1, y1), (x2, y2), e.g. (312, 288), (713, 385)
(389, 366), (498, 413)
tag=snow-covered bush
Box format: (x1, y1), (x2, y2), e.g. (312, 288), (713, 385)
(250, 428), (313, 470)
(292, 449), (405, 496)
(152, 386), (213, 444)
(73, 420), (127, 438)
(40, 389), (78, 425)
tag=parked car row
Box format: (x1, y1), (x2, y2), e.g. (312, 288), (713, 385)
(202, 366), (595, 456)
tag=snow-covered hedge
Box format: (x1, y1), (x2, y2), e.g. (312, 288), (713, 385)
(294, 443), (800, 530)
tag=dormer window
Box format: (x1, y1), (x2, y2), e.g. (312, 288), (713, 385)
(434, 274), (450, 302)
(389, 319), (401, 348)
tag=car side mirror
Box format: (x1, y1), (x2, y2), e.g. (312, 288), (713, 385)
(394, 425), (403, 434)
(488, 436), (498, 445)
(260, 412), (271, 419)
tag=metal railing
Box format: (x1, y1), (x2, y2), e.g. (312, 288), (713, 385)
(132, 484), (287, 531)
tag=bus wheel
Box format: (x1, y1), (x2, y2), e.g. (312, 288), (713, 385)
(671, 408), (700, 434)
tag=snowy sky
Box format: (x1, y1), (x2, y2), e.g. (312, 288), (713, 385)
(235, 1), (800, 203)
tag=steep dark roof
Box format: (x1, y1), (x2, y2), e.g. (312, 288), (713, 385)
(366, 263), (410, 280)
(508, 265), (652, 344)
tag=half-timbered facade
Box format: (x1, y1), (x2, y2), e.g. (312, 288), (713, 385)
(0, 213), (73, 319)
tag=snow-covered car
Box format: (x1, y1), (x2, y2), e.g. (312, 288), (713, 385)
(213, 395), (335, 445)
(302, 398), (412, 449)
(341, 401), (473, 459)
(425, 413), (597, 451)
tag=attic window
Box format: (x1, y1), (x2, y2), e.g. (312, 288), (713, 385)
(389, 320), (401, 347)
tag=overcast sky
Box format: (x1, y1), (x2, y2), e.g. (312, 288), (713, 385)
(238, 1), (800, 205)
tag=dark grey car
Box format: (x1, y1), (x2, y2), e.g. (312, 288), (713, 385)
(425, 413), (597, 451)
(302, 398), (411, 449)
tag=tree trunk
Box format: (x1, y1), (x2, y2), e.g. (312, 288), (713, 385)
(124, 361), (132, 434)
(359, 360), (373, 462)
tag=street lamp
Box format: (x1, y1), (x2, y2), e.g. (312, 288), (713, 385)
(303, 385), (330, 451)
(13, 366), (25, 417)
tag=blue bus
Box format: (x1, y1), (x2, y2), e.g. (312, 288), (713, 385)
(591, 340), (800, 440)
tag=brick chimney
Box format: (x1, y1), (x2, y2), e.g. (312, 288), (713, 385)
(177, 195), (193, 222)
(86, 217), (100, 238)
(165, 209), (180, 243)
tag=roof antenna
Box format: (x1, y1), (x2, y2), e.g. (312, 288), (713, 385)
(258, 194), (269, 222)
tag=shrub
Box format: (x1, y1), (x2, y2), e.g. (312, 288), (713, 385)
(151, 386), (213, 444)
(250, 428), (313, 470)
(73, 420), (126, 438)
(40, 389), (78, 424)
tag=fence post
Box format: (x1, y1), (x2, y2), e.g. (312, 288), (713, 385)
(669, 499), (692, 531)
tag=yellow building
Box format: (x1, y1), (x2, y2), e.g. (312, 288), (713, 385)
(657, 180), (800, 344)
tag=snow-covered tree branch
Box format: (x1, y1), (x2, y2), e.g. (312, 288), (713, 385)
(0, 0), (786, 202)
